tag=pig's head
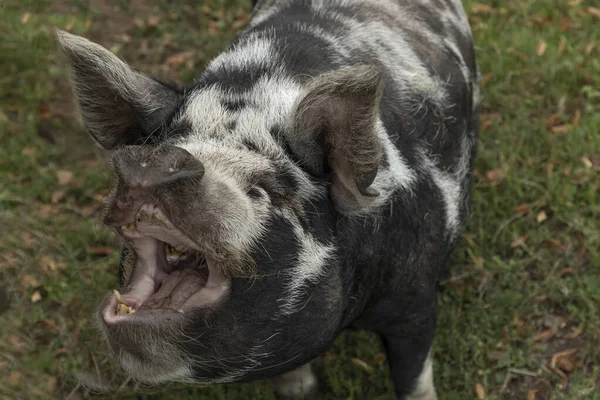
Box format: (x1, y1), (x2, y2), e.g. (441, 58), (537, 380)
(56, 30), (384, 384)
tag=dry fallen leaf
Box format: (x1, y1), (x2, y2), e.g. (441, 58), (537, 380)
(527, 389), (538, 400)
(40, 256), (57, 271)
(588, 7), (600, 17)
(536, 211), (548, 224)
(514, 203), (530, 215)
(90, 246), (114, 256)
(581, 156), (593, 169)
(533, 328), (557, 342)
(475, 382), (486, 399)
(22, 274), (41, 288)
(485, 168), (505, 184)
(56, 170), (74, 185)
(552, 349), (577, 373)
(51, 190), (65, 204)
(350, 358), (375, 374)
(551, 124), (572, 134)
(31, 290), (42, 303)
(20, 12), (31, 24)
(471, 3), (493, 14)
(572, 110), (581, 126)
(558, 38), (566, 54)
(510, 236), (528, 248)
(9, 371), (23, 385)
(536, 40), (547, 56)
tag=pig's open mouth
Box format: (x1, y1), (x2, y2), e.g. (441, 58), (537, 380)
(102, 203), (231, 324)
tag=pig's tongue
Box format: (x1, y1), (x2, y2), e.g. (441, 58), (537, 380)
(138, 269), (205, 311)
(120, 236), (165, 309)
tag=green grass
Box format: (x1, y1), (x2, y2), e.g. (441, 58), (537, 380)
(1, 1), (599, 399)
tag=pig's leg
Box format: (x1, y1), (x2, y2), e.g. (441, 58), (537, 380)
(272, 363), (317, 400)
(379, 312), (437, 400)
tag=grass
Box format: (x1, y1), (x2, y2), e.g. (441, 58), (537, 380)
(0, 0), (598, 399)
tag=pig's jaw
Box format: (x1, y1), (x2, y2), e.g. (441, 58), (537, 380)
(102, 203), (230, 324)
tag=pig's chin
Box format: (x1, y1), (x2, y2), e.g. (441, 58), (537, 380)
(101, 205), (231, 325)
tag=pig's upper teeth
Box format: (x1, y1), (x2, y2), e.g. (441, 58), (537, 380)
(122, 222), (137, 231)
(151, 213), (171, 229)
(113, 289), (126, 305)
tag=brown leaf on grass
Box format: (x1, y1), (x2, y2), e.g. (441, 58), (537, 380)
(560, 17), (572, 31)
(543, 239), (566, 252)
(585, 41), (596, 56)
(475, 382), (486, 399)
(166, 51), (194, 67)
(581, 156), (593, 169)
(9, 371), (23, 385)
(481, 72), (493, 86)
(20, 231), (36, 248)
(527, 389), (539, 400)
(536, 211), (548, 224)
(90, 246), (114, 256)
(533, 328), (557, 342)
(545, 113), (560, 129)
(351, 358), (375, 374)
(39, 104), (51, 119)
(40, 256), (57, 271)
(588, 7), (600, 17)
(31, 290), (42, 303)
(22, 146), (37, 159)
(551, 349), (578, 373)
(51, 190), (65, 204)
(572, 110), (581, 126)
(44, 376), (57, 392)
(56, 170), (74, 185)
(21, 12), (31, 24)
(558, 39), (566, 54)
(514, 203), (530, 215)
(22, 274), (41, 288)
(371, 353), (386, 366)
(147, 15), (160, 26)
(485, 168), (505, 184)
(471, 3), (493, 14)
(536, 40), (547, 56)
(510, 236), (528, 248)
(567, 0), (581, 6)
(54, 348), (68, 357)
(40, 319), (61, 333)
(551, 124), (572, 134)
(8, 334), (27, 351)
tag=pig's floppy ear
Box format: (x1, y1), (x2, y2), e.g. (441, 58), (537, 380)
(55, 30), (181, 150)
(288, 65), (384, 213)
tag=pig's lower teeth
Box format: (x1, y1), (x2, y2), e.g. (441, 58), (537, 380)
(165, 244), (188, 265)
(117, 303), (135, 315)
(114, 290), (135, 314)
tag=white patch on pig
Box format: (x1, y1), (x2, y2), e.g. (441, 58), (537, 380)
(279, 209), (335, 315)
(272, 363), (317, 399)
(208, 34), (274, 72)
(407, 354), (437, 400)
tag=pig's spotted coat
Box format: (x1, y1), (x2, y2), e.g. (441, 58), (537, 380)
(58, 0), (479, 394)
(171, 0), (477, 319)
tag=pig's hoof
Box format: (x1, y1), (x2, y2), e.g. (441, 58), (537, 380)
(273, 363), (318, 400)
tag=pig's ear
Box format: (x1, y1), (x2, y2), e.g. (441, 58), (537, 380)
(288, 65), (384, 213)
(55, 30), (181, 150)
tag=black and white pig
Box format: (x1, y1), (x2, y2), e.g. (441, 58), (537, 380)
(56, 0), (479, 398)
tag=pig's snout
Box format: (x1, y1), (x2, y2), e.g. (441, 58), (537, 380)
(113, 144), (205, 188)
(103, 145), (204, 227)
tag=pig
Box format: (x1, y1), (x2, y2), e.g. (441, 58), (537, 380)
(55, 0), (479, 398)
